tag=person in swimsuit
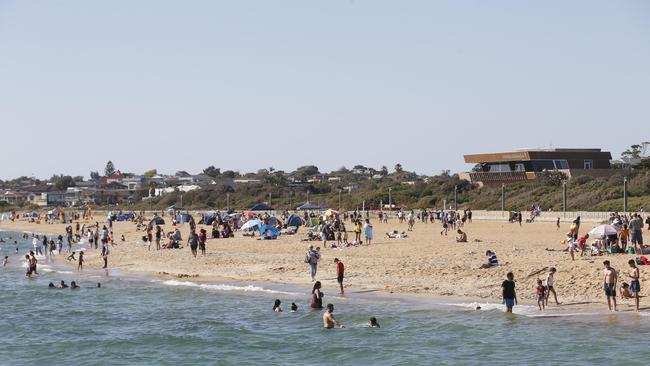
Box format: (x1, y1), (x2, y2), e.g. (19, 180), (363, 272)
(536, 279), (546, 311)
(59, 280), (69, 289)
(603, 260), (618, 311)
(310, 281), (324, 309)
(273, 299), (282, 312)
(2, 256), (7, 267)
(334, 258), (345, 295)
(290, 303), (298, 312)
(29, 252), (38, 275)
(369, 317), (380, 328)
(78, 251), (84, 271)
(545, 268), (560, 306)
(627, 259), (641, 311)
(70, 281), (79, 289)
(322, 304), (343, 329)
(25, 255), (32, 277)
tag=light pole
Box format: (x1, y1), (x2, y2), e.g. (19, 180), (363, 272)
(269, 192), (272, 208)
(454, 185), (458, 211)
(388, 187), (392, 217)
(501, 183), (505, 217)
(180, 194), (183, 209)
(623, 177), (627, 214)
(562, 180), (567, 218)
(338, 189), (342, 212)
(226, 192), (230, 210)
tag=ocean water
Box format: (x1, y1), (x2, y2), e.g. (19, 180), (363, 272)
(1, 230), (650, 366)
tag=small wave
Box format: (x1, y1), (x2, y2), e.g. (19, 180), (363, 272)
(160, 280), (296, 295)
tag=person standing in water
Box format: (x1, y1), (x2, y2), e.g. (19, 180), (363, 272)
(2, 256), (7, 267)
(322, 304), (343, 329)
(77, 251), (84, 271)
(334, 258), (345, 295)
(310, 281), (324, 309)
(501, 272), (517, 313)
(101, 241), (109, 269)
(603, 260), (618, 311)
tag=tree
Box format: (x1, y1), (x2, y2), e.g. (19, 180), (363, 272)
(394, 163), (403, 173)
(296, 165), (320, 177)
(203, 166), (221, 178)
(222, 170), (237, 179)
(51, 175), (76, 190)
(104, 161), (115, 176)
(143, 169), (157, 178)
(622, 144), (643, 159)
(380, 166), (388, 176)
(90, 171), (100, 181)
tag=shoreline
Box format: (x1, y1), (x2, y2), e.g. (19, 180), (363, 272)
(2, 218), (649, 316)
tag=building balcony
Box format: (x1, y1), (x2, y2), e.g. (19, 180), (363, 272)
(468, 171), (533, 184)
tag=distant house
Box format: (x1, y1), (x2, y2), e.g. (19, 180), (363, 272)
(1, 190), (26, 205)
(463, 148), (618, 185)
(46, 191), (67, 205)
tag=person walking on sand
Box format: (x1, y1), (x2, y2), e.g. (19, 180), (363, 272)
(556, 217), (560, 231)
(603, 260), (618, 311)
(501, 272), (517, 313)
(353, 220), (362, 244)
(305, 245), (320, 281)
(334, 258), (345, 295)
(187, 229), (199, 258)
(545, 267), (560, 306)
(199, 228), (207, 256)
(627, 259), (641, 311)
(155, 225), (162, 251)
(101, 241), (109, 269)
(363, 219), (373, 245)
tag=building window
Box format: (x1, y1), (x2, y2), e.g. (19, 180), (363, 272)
(584, 159), (593, 170)
(553, 160), (569, 169)
(514, 163), (525, 172)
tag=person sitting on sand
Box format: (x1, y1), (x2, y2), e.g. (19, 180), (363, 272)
(620, 282), (633, 299)
(273, 299), (282, 312)
(480, 250), (499, 269)
(385, 230), (407, 239)
(456, 229), (467, 243)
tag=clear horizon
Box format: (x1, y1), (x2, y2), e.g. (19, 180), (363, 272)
(1, 0), (649, 180)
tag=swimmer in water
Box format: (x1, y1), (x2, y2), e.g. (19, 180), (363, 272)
(291, 303), (298, 312)
(59, 280), (68, 289)
(273, 299), (282, 312)
(2, 256), (7, 267)
(48, 282), (55, 288)
(96, 283), (101, 288)
(70, 281), (79, 289)
(369, 317), (380, 328)
(322, 304), (344, 329)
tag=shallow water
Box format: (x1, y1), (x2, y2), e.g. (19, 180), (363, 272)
(1, 231), (649, 365)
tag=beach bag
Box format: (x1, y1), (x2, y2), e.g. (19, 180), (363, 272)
(627, 247), (635, 255)
(304, 253), (311, 263)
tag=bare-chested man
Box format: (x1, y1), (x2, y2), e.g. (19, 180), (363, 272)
(603, 260), (618, 311)
(322, 304), (344, 329)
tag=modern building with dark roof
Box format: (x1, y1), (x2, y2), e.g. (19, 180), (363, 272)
(461, 148), (616, 185)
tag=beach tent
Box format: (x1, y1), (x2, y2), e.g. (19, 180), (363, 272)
(249, 203), (273, 211)
(28, 211), (39, 218)
(287, 214), (304, 227)
(202, 214), (218, 226)
(151, 217), (165, 225)
(0, 213), (9, 221)
(267, 216), (280, 226)
(259, 224), (280, 238)
(588, 224), (620, 237)
(240, 219), (262, 231)
(296, 202), (321, 210)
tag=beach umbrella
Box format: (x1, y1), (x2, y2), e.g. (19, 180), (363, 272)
(588, 224), (620, 237)
(240, 219), (262, 231)
(243, 211), (257, 218)
(323, 209), (338, 217)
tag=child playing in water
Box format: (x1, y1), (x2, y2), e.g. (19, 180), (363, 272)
(501, 272), (517, 313)
(536, 279), (546, 310)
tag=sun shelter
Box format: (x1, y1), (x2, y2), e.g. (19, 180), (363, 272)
(249, 203), (274, 212)
(296, 202), (321, 211)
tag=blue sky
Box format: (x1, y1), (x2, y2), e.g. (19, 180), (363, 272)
(1, 0), (648, 179)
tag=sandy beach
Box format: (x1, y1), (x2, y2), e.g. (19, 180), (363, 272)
(2, 215), (648, 311)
